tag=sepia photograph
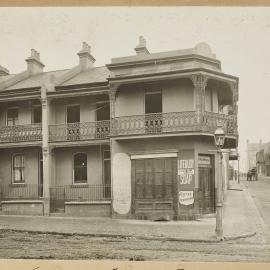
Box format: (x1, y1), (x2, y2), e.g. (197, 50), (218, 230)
(0, 4), (269, 266)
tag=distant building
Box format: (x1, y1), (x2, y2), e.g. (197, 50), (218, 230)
(246, 140), (263, 171)
(256, 142), (270, 177)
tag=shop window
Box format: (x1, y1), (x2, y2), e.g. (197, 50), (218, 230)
(7, 108), (18, 126)
(32, 106), (42, 124)
(73, 153), (87, 183)
(12, 154), (25, 183)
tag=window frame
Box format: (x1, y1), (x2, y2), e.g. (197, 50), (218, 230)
(12, 153), (25, 184)
(72, 152), (88, 184)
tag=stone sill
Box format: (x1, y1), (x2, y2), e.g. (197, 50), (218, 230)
(65, 201), (111, 205)
(1, 200), (43, 204)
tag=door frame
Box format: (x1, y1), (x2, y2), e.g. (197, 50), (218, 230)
(198, 154), (215, 214)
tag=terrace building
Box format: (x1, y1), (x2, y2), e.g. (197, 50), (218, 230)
(0, 38), (238, 220)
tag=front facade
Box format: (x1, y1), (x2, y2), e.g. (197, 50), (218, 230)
(0, 38), (238, 220)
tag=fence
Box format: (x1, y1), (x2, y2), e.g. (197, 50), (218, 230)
(49, 184), (111, 212)
(0, 184), (43, 200)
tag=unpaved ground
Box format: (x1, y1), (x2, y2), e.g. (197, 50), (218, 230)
(0, 230), (269, 262)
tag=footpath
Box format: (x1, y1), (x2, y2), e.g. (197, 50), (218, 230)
(0, 180), (267, 243)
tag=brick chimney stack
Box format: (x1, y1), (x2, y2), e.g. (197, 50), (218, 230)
(26, 49), (45, 75)
(135, 36), (150, 55)
(0, 65), (9, 76)
(77, 42), (95, 70)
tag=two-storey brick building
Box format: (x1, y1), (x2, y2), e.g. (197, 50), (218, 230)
(0, 37), (238, 220)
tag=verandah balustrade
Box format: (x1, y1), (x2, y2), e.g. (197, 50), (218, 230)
(113, 111), (237, 136)
(0, 112), (237, 144)
(0, 124), (42, 143)
(49, 184), (111, 212)
(48, 120), (110, 142)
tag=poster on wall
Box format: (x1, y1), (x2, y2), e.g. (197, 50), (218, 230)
(178, 157), (195, 205)
(179, 191), (194, 205)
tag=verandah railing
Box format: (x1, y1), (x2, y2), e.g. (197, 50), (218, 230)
(202, 111), (237, 135)
(0, 124), (42, 143)
(112, 111), (200, 136)
(0, 184), (43, 200)
(49, 184), (111, 212)
(49, 120), (110, 142)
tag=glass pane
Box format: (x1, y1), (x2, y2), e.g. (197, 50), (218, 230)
(74, 153), (87, 166)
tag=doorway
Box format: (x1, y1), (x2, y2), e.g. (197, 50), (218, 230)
(66, 104), (80, 140)
(132, 157), (177, 218)
(198, 155), (215, 214)
(144, 90), (162, 133)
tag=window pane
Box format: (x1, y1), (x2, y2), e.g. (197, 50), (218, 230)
(13, 155), (25, 183)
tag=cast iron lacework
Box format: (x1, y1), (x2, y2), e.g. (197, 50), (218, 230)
(48, 120), (110, 142)
(0, 124), (42, 143)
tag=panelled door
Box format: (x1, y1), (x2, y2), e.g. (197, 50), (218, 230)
(198, 155), (215, 214)
(133, 157), (177, 215)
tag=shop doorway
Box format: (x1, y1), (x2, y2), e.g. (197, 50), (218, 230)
(198, 155), (215, 214)
(132, 157), (177, 218)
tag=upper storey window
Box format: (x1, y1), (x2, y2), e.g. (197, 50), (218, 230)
(145, 90), (162, 114)
(6, 108), (18, 126)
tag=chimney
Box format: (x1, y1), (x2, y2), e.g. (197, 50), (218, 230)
(134, 36), (150, 55)
(25, 49), (45, 75)
(77, 42), (95, 70)
(0, 65), (9, 76)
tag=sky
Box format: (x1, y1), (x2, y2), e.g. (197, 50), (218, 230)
(0, 6), (269, 171)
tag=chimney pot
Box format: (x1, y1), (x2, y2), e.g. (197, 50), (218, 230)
(26, 49), (44, 75)
(77, 42), (95, 70)
(135, 35), (150, 55)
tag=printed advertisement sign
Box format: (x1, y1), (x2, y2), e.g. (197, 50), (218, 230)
(179, 191), (194, 205)
(177, 152), (195, 206)
(178, 159), (195, 186)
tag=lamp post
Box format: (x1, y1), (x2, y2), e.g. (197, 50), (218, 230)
(214, 125), (225, 241)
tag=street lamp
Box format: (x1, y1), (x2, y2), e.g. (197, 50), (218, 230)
(214, 124), (225, 240)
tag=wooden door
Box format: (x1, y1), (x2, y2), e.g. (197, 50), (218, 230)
(198, 156), (215, 214)
(133, 157), (176, 215)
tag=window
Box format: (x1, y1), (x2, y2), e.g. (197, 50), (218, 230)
(7, 108), (18, 126)
(73, 153), (87, 183)
(32, 106), (42, 124)
(12, 154), (25, 183)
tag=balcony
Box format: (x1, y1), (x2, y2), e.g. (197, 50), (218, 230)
(112, 111), (237, 137)
(0, 124), (42, 144)
(49, 120), (110, 142)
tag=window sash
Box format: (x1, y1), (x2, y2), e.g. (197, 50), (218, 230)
(13, 155), (25, 183)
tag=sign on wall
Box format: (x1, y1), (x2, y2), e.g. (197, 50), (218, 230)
(179, 191), (194, 205)
(178, 150), (195, 206)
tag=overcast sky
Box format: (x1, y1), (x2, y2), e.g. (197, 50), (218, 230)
(0, 7), (269, 171)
